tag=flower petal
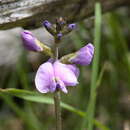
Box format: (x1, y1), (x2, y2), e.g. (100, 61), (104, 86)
(35, 62), (56, 93)
(57, 79), (68, 93)
(21, 30), (43, 52)
(54, 61), (78, 86)
(70, 43), (94, 65)
(66, 64), (79, 78)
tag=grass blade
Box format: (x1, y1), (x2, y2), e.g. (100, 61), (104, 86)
(0, 88), (109, 130)
(81, 2), (102, 130)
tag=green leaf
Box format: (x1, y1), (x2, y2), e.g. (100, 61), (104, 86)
(0, 88), (109, 130)
(0, 88), (83, 116)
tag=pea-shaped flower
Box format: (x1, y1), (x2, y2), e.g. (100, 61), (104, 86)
(70, 43), (94, 65)
(35, 60), (79, 93)
(21, 30), (43, 52)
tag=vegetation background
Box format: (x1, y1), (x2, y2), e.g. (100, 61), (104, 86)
(0, 2), (130, 130)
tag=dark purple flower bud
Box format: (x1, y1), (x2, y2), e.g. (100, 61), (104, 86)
(68, 24), (76, 30)
(57, 33), (63, 40)
(43, 20), (57, 35)
(21, 30), (43, 52)
(43, 20), (52, 28)
(70, 43), (94, 65)
(60, 21), (66, 25)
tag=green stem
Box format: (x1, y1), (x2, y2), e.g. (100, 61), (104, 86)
(53, 40), (62, 130)
(54, 91), (62, 130)
(81, 2), (102, 130)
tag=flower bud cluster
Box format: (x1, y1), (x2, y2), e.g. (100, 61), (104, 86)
(43, 17), (76, 42)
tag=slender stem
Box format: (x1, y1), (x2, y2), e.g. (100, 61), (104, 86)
(55, 45), (59, 60)
(53, 40), (62, 130)
(53, 39), (59, 60)
(54, 91), (62, 130)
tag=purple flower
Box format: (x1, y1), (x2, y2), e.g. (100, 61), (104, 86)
(70, 43), (94, 65)
(43, 20), (52, 28)
(68, 24), (76, 30)
(21, 30), (43, 52)
(35, 60), (79, 93)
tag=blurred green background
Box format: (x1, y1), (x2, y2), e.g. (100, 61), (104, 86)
(0, 3), (130, 130)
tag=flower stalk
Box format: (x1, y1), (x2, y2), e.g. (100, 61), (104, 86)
(54, 91), (62, 130)
(54, 37), (62, 130)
